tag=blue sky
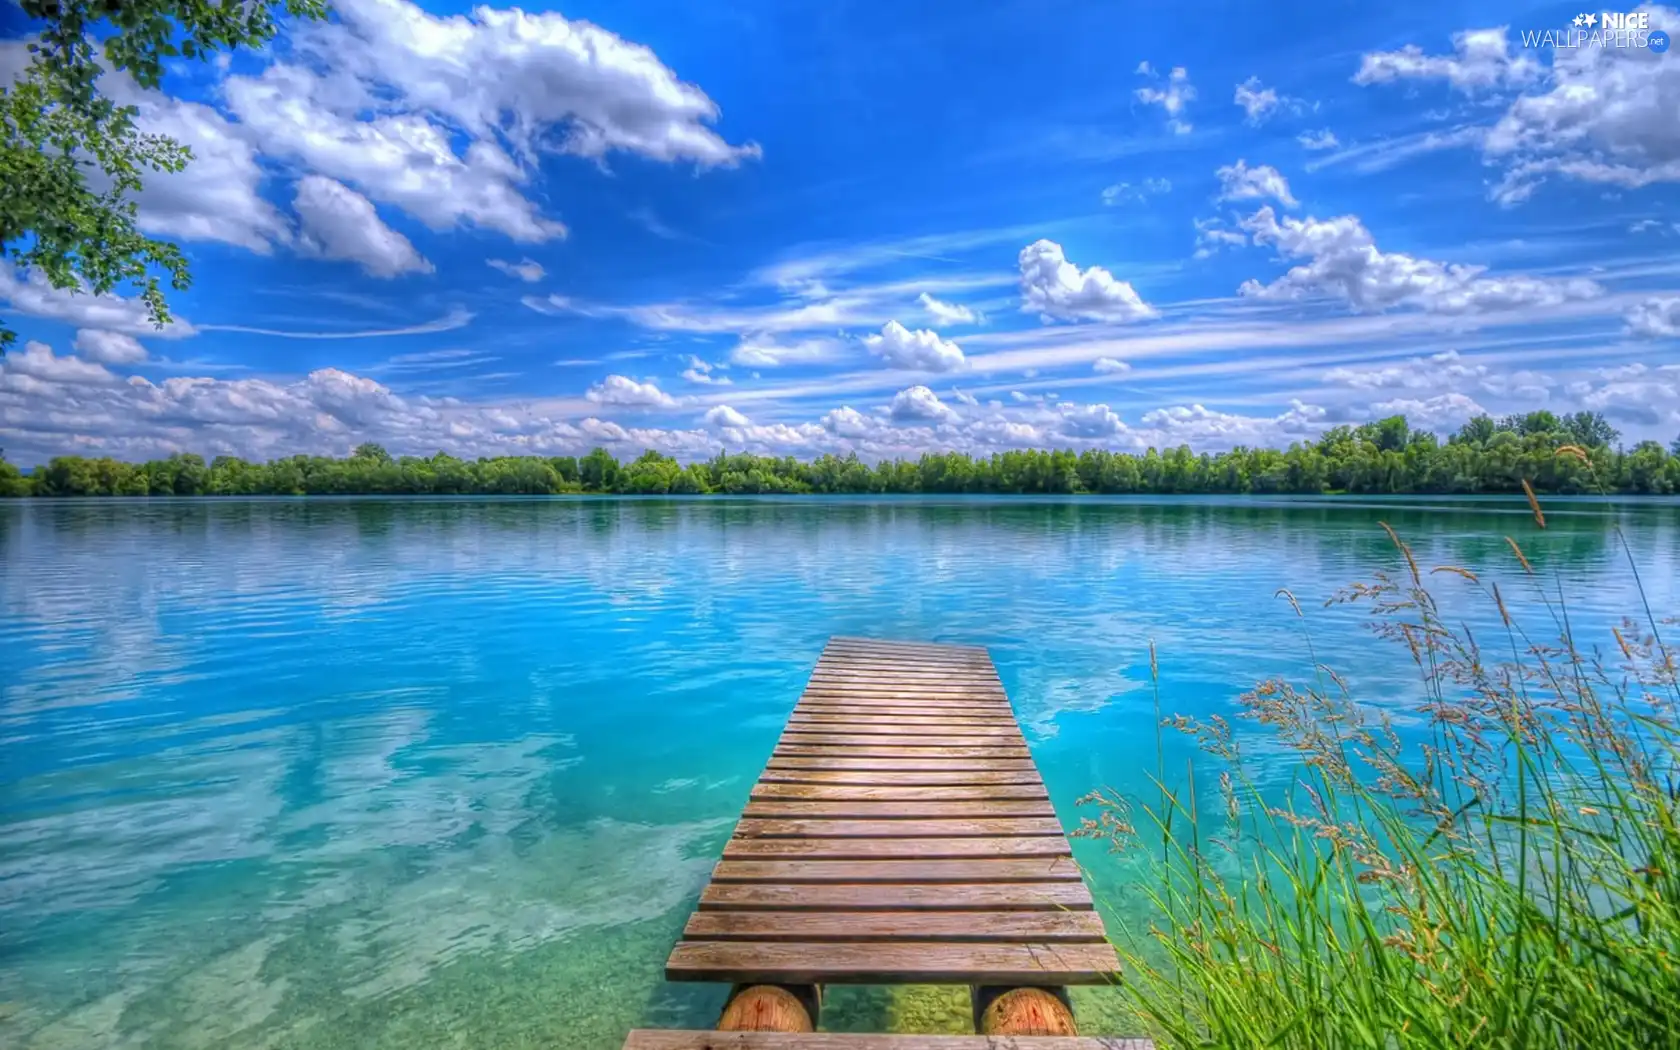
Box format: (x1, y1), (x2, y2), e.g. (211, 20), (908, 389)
(0, 0), (1677, 464)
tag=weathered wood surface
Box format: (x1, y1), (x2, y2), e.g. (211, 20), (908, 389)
(699, 881), (1093, 912)
(723, 836), (1070, 859)
(684, 911), (1107, 942)
(732, 816), (1067, 839)
(717, 985), (818, 1033)
(668, 941), (1121, 985)
(665, 637), (1118, 989)
(623, 1031), (1154, 1049)
(977, 987), (1078, 1038)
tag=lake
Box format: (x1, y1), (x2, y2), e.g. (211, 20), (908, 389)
(2, 495), (1677, 1048)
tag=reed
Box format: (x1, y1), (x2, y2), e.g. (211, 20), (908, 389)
(1078, 482), (1680, 1048)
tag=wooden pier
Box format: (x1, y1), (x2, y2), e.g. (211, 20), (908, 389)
(622, 637), (1143, 1050)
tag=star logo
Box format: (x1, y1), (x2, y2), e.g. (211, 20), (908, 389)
(1573, 13), (1586, 25)
(1584, 12), (1599, 26)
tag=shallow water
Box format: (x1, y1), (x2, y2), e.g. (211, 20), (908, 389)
(2, 495), (1677, 1048)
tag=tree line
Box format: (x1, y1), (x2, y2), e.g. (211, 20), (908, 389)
(3, 412), (1678, 498)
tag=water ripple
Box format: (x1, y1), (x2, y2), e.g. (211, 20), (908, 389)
(1, 496), (1676, 1048)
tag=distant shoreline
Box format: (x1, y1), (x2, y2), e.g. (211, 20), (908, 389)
(4, 417), (1678, 498)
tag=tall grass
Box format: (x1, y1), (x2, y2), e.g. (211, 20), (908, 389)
(1078, 483), (1680, 1048)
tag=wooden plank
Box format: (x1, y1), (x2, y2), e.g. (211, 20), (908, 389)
(758, 769), (1044, 786)
(751, 784), (1049, 802)
(789, 710), (1020, 724)
(796, 698), (1011, 710)
(667, 940), (1117, 984)
(793, 704), (1015, 718)
(796, 688), (1001, 695)
(773, 745), (1031, 760)
(809, 673), (1001, 687)
(816, 655), (994, 661)
(827, 637), (988, 654)
(820, 647), (992, 660)
(722, 836), (1070, 859)
(816, 658), (996, 671)
(797, 693), (1011, 706)
(658, 637), (1120, 996)
(782, 726), (1023, 741)
(789, 712), (1017, 726)
(815, 664), (996, 679)
(805, 685), (1007, 698)
(797, 697), (1010, 708)
(811, 663), (997, 675)
(784, 721), (1023, 738)
(791, 712), (1015, 724)
(812, 673), (999, 685)
(623, 1031), (1152, 1050)
(698, 881), (1093, 912)
(682, 909), (1105, 942)
(776, 734), (1028, 750)
(814, 664), (1000, 679)
(782, 730), (1024, 745)
(733, 817), (1066, 838)
(821, 649), (990, 666)
(744, 800), (1056, 819)
(711, 857), (1082, 883)
(766, 756), (1039, 772)
(800, 687), (1010, 701)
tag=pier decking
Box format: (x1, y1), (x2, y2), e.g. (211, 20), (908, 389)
(623, 637), (1133, 1049)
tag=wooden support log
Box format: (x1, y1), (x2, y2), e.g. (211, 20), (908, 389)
(716, 983), (821, 1032)
(972, 985), (1077, 1036)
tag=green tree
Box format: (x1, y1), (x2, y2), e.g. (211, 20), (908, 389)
(578, 447), (620, 491)
(1453, 415), (1497, 446)
(4, 416), (1680, 498)
(2, 0), (330, 350)
(1356, 415), (1410, 453)
(0, 449), (32, 496)
(1560, 411), (1619, 449)
(621, 450), (681, 493)
(1497, 410), (1562, 437)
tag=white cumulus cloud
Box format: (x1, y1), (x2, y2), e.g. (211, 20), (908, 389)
(1140, 400), (1329, 444)
(487, 258), (547, 283)
(888, 385), (959, 423)
(99, 63), (289, 253)
(864, 321), (967, 372)
(1216, 159), (1300, 207)
(293, 176), (433, 278)
(1353, 26), (1540, 92)
(1354, 10), (1680, 201)
(917, 292), (978, 326)
(1626, 297), (1680, 338)
(730, 335), (843, 368)
(681, 355), (732, 385)
(0, 341), (118, 386)
(73, 329), (149, 365)
(585, 374), (678, 408)
(1019, 240), (1157, 324)
(1234, 76), (1302, 124)
(1135, 65), (1196, 134)
(702, 405), (751, 428)
(1236, 205), (1603, 314)
(214, 0), (759, 247)
(0, 262), (197, 338)
(1101, 178), (1171, 206)
(1369, 393), (1490, 429)
(1057, 402), (1124, 438)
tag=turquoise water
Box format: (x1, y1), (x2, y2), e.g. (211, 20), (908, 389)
(2, 496), (1677, 1048)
